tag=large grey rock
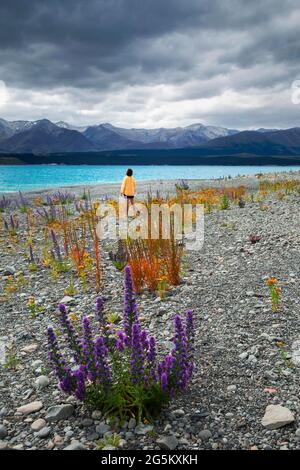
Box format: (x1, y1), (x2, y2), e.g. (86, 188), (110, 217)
(157, 435), (178, 450)
(45, 404), (74, 422)
(261, 405), (295, 429)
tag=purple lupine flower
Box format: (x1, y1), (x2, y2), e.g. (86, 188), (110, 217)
(58, 304), (82, 363)
(50, 229), (62, 262)
(140, 330), (149, 350)
(185, 310), (194, 342)
(82, 316), (96, 382)
(74, 366), (86, 400)
(3, 218), (9, 231)
(18, 191), (29, 211)
(46, 327), (74, 394)
(115, 330), (126, 351)
(59, 368), (74, 394)
(0, 195), (12, 212)
(94, 336), (111, 387)
(47, 326), (66, 376)
(96, 296), (105, 330)
(160, 372), (168, 391)
(157, 353), (176, 397)
(130, 323), (144, 384)
(123, 265), (139, 338)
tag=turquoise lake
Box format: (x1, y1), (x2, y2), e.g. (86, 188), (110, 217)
(1, 165), (300, 193)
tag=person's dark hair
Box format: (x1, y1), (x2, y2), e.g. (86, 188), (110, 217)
(126, 168), (133, 176)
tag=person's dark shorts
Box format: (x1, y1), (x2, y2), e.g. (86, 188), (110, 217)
(125, 195), (134, 199)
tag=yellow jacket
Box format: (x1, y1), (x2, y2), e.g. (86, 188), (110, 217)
(121, 175), (135, 196)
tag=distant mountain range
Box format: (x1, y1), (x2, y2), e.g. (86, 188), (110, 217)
(0, 118), (239, 153)
(0, 117), (300, 161)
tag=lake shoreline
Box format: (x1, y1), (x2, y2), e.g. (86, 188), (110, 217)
(2, 169), (300, 200)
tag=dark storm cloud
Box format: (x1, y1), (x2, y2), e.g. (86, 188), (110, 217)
(0, 0), (299, 128)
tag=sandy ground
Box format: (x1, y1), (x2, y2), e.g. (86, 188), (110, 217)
(3, 169), (300, 201)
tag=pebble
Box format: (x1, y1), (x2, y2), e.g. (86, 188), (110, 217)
(3, 267), (15, 276)
(157, 435), (178, 450)
(199, 430), (212, 441)
(82, 418), (93, 427)
(35, 375), (50, 389)
(239, 352), (248, 359)
(135, 424), (154, 435)
(31, 418), (46, 431)
(128, 418), (136, 429)
(36, 426), (51, 438)
(60, 296), (74, 305)
(64, 441), (86, 450)
(172, 409), (185, 417)
(0, 425), (8, 439)
(91, 410), (102, 420)
(95, 423), (110, 436)
(17, 401), (43, 415)
(261, 405), (295, 430)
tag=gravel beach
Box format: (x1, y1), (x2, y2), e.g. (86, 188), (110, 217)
(1, 172), (300, 450)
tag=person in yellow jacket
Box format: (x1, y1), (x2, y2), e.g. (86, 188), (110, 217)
(120, 168), (139, 215)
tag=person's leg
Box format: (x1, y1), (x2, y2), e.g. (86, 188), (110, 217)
(128, 197), (139, 216)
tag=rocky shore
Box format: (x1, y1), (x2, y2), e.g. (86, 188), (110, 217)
(1, 175), (300, 450)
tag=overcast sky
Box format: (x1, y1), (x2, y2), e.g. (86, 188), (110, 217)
(0, 0), (299, 129)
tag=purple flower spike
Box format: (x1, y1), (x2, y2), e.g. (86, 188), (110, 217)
(160, 372), (168, 391)
(82, 316), (96, 381)
(94, 336), (111, 386)
(96, 296), (105, 330)
(130, 323), (144, 384)
(58, 304), (82, 363)
(46, 327), (74, 395)
(74, 366), (86, 401)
